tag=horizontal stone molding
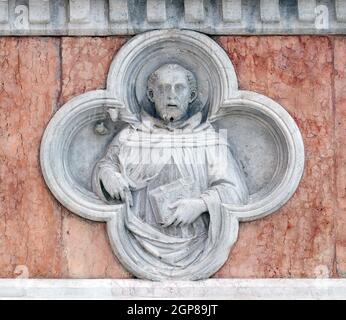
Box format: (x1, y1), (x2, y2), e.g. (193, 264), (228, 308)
(0, 0), (345, 35)
(1, 279), (346, 299)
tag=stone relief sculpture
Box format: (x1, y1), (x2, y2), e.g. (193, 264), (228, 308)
(92, 63), (249, 275)
(41, 30), (305, 280)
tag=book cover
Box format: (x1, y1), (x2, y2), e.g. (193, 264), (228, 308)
(149, 176), (200, 225)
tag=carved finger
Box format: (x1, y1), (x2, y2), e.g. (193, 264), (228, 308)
(179, 219), (188, 227)
(113, 190), (120, 200)
(119, 190), (125, 202)
(162, 215), (177, 228)
(173, 215), (182, 227)
(119, 176), (130, 189)
(168, 200), (181, 210)
(109, 189), (116, 199)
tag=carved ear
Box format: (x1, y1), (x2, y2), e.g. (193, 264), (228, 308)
(189, 90), (197, 103)
(147, 89), (154, 102)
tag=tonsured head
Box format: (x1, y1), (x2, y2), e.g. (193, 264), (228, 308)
(147, 64), (197, 123)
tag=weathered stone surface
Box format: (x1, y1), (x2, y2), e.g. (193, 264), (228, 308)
(60, 37), (127, 104)
(0, 38), (62, 278)
(2, 279), (346, 299)
(1, 0), (346, 36)
(62, 214), (130, 278)
(60, 37), (130, 278)
(334, 37), (346, 277)
(215, 36), (335, 278)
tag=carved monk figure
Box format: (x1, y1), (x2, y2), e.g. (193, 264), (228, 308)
(92, 64), (249, 274)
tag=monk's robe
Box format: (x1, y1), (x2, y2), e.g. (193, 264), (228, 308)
(92, 111), (249, 275)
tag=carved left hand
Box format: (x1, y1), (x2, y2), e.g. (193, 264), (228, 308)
(162, 198), (207, 228)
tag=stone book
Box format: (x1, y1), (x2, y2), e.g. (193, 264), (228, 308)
(149, 176), (200, 225)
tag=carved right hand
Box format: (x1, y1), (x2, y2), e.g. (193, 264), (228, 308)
(99, 169), (133, 206)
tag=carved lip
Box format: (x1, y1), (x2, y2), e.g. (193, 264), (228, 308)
(167, 104), (178, 108)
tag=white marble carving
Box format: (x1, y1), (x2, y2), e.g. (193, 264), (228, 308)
(0, 0), (8, 24)
(260, 0), (280, 23)
(147, 0), (166, 23)
(69, 0), (90, 24)
(336, 0), (346, 22)
(40, 29), (305, 281)
(2, 279), (346, 300)
(109, 0), (128, 23)
(222, 0), (242, 23)
(28, 0), (50, 24)
(0, 0), (346, 35)
(298, 0), (317, 22)
(184, 0), (205, 23)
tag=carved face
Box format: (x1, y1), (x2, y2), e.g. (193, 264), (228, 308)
(147, 64), (197, 123)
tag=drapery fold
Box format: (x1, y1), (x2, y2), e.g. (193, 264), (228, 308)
(92, 112), (249, 277)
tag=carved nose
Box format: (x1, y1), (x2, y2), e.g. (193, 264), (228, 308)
(167, 86), (176, 98)
(167, 96), (176, 104)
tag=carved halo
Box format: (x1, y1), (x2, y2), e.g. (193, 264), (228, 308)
(40, 29), (305, 280)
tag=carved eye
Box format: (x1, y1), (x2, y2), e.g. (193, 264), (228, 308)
(164, 84), (172, 92)
(175, 83), (184, 94)
(158, 85), (164, 94)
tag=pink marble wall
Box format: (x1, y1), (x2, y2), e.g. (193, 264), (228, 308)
(0, 38), (62, 278)
(0, 36), (345, 279)
(215, 36), (335, 278)
(334, 37), (346, 277)
(59, 37), (130, 278)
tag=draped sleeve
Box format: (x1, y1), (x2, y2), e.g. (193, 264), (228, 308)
(92, 130), (124, 202)
(199, 144), (249, 246)
(202, 146), (249, 205)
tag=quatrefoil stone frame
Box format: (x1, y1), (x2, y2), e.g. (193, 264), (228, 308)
(40, 29), (305, 280)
